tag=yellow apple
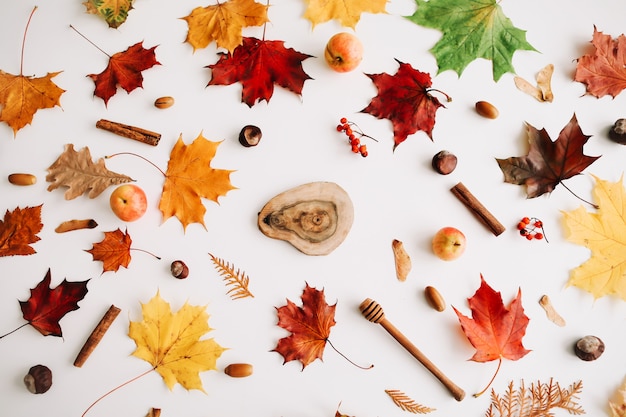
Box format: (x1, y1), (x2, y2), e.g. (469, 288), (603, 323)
(109, 184), (147, 222)
(324, 32), (363, 73)
(432, 227), (466, 261)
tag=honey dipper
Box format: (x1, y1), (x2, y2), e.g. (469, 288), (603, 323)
(359, 298), (465, 401)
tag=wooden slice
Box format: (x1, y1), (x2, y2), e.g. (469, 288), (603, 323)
(257, 181), (354, 255)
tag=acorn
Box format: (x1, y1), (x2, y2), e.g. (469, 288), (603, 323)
(170, 260), (189, 279)
(24, 364), (52, 394)
(238, 125), (262, 147)
(574, 335), (604, 361)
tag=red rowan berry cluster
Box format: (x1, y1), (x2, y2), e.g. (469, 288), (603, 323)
(517, 217), (548, 242)
(336, 117), (377, 157)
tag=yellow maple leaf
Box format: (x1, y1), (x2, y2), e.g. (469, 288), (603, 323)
(302, 0), (387, 28)
(182, 0), (269, 53)
(129, 291), (226, 392)
(0, 70), (64, 136)
(562, 174), (626, 301)
(159, 133), (236, 231)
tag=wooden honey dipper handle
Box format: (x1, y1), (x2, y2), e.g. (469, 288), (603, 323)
(359, 298), (465, 401)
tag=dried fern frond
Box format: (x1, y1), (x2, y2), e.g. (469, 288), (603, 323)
(485, 378), (584, 417)
(209, 253), (254, 300)
(385, 389), (435, 414)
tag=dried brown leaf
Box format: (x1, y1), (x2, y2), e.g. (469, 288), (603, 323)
(385, 390), (435, 414)
(514, 64), (554, 102)
(209, 253), (254, 299)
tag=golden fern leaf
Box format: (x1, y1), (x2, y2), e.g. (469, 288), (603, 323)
(484, 378), (584, 417)
(209, 253), (254, 300)
(385, 390), (435, 414)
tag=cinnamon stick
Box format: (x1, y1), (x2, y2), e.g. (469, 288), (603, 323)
(73, 304), (121, 367)
(147, 408), (161, 417)
(450, 182), (506, 236)
(96, 119), (161, 146)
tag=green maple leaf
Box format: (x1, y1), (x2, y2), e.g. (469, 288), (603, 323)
(406, 0), (537, 81)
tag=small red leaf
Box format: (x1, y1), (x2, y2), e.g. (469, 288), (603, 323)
(20, 268), (89, 337)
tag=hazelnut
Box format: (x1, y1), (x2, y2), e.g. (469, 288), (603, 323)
(170, 260), (189, 279)
(574, 335), (604, 361)
(431, 150), (457, 175)
(238, 125), (262, 147)
(24, 364), (52, 394)
(608, 118), (626, 144)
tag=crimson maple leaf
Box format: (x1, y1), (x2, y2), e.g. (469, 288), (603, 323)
(17, 269), (89, 337)
(207, 37), (313, 107)
(361, 59), (449, 150)
(273, 283), (336, 369)
(496, 114), (600, 205)
(574, 26), (626, 98)
(0, 204), (43, 257)
(85, 228), (133, 273)
(88, 41), (160, 106)
(453, 275), (530, 396)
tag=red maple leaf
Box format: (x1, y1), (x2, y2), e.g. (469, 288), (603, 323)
(88, 41), (160, 106)
(207, 37), (313, 107)
(85, 228), (133, 273)
(19, 268), (90, 337)
(575, 26), (626, 98)
(496, 114), (600, 205)
(0, 204), (43, 257)
(453, 275), (530, 396)
(361, 59), (449, 150)
(272, 283), (336, 369)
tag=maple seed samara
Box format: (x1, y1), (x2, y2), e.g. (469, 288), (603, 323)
(324, 32), (363, 73)
(109, 184), (148, 222)
(432, 227), (466, 261)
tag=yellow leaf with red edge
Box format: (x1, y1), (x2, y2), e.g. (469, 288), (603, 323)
(183, 0), (269, 53)
(159, 133), (236, 232)
(302, 0), (387, 28)
(0, 70), (64, 136)
(129, 291), (226, 391)
(562, 174), (626, 301)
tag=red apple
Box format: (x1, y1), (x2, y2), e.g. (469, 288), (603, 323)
(324, 32), (363, 73)
(109, 184), (147, 222)
(431, 227), (466, 261)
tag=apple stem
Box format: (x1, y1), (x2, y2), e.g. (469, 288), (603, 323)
(0, 323), (29, 340)
(20, 6), (38, 76)
(326, 338), (374, 370)
(105, 152), (166, 177)
(473, 357), (502, 398)
(69, 24), (111, 58)
(81, 367), (155, 416)
(131, 248), (162, 260)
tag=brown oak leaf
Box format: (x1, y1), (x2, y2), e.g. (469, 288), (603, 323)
(208, 37), (313, 107)
(183, 0), (269, 53)
(0, 205), (43, 257)
(0, 70), (64, 136)
(85, 228), (133, 273)
(159, 133), (236, 231)
(453, 275), (530, 396)
(46, 144), (133, 200)
(575, 26), (626, 98)
(19, 268), (89, 337)
(88, 41), (160, 106)
(361, 59), (448, 151)
(496, 114), (600, 203)
(272, 283), (336, 369)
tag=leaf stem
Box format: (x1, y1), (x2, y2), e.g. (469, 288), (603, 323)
(559, 180), (599, 209)
(0, 323), (28, 340)
(81, 367), (155, 417)
(69, 24), (111, 58)
(105, 152), (166, 176)
(427, 88), (452, 102)
(20, 6), (38, 75)
(130, 248), (161, 260)
(326, 338), (373, 370)
(474, 357), (502, 397)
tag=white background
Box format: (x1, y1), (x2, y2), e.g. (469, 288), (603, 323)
(1, 1), (626, 416)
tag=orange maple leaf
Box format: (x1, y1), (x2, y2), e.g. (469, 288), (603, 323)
(0, 205), (43, 257)
(183, 0), (269, 53)
(302, 0), (387, 28)
(272, 283), (336, 369)
(453, 275), (530, 396)
(575, 26), (626, 98)
(85, 228), (133, 273)
(159, 133), (236, 232)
